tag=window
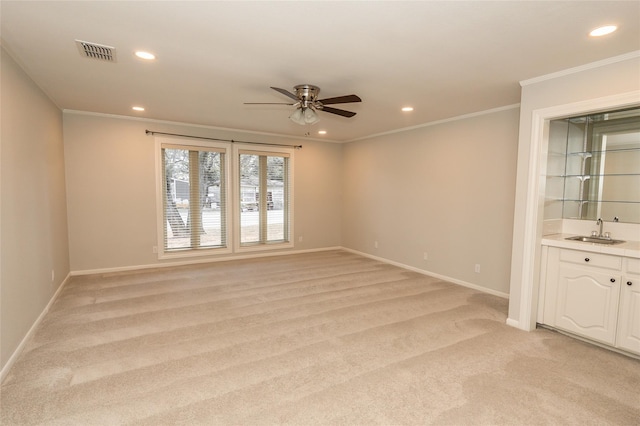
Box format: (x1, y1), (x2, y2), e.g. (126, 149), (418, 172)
(158, 140), (229, 256)
(235, 145), (293, 250)
(156, 138), (293, 258)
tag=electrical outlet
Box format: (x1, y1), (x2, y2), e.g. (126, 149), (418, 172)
(51, 270), (55, 282)
(374, 241), (378, 249)
(298, 236), (303, 242)
(475, 264), (481, 273)
(423, 252), (428, 260)
(152, 246), (158, 253)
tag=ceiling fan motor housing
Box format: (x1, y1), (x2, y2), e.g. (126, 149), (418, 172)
(294, 84), (320, 108)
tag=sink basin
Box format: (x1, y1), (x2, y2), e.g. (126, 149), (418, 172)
(565, 235), (625, 245)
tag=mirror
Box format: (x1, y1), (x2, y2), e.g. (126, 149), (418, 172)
(547, 107), (640, 224)
(591, 125), (640, 221)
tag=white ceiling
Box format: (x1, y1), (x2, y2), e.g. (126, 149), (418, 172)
(2, 1), (639, 142)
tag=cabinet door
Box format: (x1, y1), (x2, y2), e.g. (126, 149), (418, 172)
(616, 273), (640, 354)
(555, 264), (621, 345)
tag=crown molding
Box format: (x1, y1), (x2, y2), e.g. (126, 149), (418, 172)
(520, 51), (640, 87)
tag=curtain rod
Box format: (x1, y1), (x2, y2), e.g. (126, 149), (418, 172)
(145, 130), (302, 149)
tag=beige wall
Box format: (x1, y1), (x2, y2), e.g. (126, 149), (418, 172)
(342, 107), (520, 295)
(63, 113), (343, 272)
(1, 47), (70, 369)
(508, 54), (640, 327)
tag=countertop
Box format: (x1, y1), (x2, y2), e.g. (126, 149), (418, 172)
(541, 233), (640, 258)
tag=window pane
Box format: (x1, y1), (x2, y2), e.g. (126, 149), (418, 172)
(162, 147), (226, 251)
(239, 152), (289, 246)
(198, 151), (224, 248)
(163, 148), (191, 250)
(240, 154), (260, 244)
(266, 156), (285, 242)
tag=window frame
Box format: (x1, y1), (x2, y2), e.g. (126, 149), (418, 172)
(232, 143), (294, 253)
(155, 137), (232, 259)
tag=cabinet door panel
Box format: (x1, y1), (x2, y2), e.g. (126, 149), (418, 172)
(616, 274), (640, 354)
(555, 265), (621, 345)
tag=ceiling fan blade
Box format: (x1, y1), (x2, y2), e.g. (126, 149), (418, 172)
(270, 86), (299, 101)
(317, 94), (362, 105)
(320, 106), (357, 118)
(244, 102), (295, 105)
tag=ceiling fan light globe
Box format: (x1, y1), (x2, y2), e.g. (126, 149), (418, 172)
(289, 109), (306, 125)
(304, 108), (319, 124)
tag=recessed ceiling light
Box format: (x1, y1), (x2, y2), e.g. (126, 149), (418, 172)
(402, 107), (414, 112)
(134, 51), (156, 60)
(132, 106), (145, 111)
(318, 130), (327, 135)
(589, 25), (617, 37)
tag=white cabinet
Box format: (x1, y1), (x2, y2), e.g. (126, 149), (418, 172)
(555, 264), (620, 345)
(541, 247), (639, 355)
(616, 258), (640, 353)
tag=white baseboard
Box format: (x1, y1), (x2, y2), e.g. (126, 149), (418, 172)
(70, 246), (343, 276)
(505, 318), (521, 329)
(341, 247), (510, 299)
(1, 272), (72, 384)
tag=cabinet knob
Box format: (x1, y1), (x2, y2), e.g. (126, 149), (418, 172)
(628, 281), (633, 286)
(610, 278), (616, 283)
(584, 258), (590, 262)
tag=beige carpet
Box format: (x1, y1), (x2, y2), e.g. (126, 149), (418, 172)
(2, 250), (639, 425)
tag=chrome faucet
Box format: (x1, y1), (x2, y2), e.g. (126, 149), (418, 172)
(596, 218), (604, 237)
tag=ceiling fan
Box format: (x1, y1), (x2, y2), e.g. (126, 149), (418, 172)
(245, 85), (362, 125)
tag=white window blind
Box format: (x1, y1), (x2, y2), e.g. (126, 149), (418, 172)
(162, 144), (227, 251)
(239, 150), (290, 246)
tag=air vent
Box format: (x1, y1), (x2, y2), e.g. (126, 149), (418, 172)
(75, 40), (117, 62)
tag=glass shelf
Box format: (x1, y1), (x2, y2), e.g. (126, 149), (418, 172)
(547, 173), (639, 179)
(566, 151), (593, 158)
(567, 146), (640, 156)
(562, 199), (640, 204)
(561, 173), (639, 178)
